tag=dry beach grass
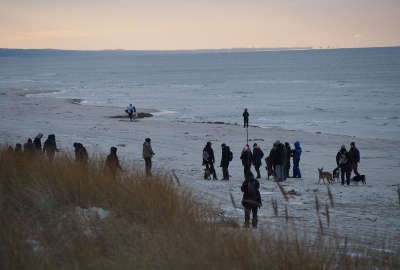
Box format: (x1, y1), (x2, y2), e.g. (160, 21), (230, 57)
(0, 147), (399, 269)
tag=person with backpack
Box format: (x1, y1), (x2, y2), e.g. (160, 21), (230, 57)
(220, 143), (233, 180)
(336, 145), (352, 185)
(242, 108), (249, 128)
(240, 144), (253, 178)
(143, 138), (155, 176)
(349, 142), (361, 177)
(292, 141), (302, 178)
(73, 142), (89, 165)
(241, 171), (262, 228)
(203, 142), (217, 180)
(252, 143), (264, 179)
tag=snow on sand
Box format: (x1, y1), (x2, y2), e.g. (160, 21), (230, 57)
(1, 88), (400, 247)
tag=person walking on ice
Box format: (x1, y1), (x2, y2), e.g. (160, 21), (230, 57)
(125, 104), (136, 122)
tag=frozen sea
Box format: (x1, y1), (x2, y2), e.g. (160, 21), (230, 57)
(1, 47), (399, 141)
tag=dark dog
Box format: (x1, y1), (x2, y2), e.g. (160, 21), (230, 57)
(204, 168), (211, 180)
(332, 167), (339, 182)
(351, 175), (366, 186)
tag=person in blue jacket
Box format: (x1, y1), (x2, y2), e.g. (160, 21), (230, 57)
(293, 141), (302, 178)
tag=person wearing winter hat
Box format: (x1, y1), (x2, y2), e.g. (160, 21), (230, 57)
(336, 144), (351, 185)
(252, 143), (264, 179)
(241, 171), (262, 228)
(240, 144), (253, 178)
(143, 138), (155, 176)
(349, 142), (361, 177)
(220, 143), (233, 180)
(33, 133), (43, 151)
(203, 142), (217, 180)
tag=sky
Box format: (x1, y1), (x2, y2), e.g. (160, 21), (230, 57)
(0, 0), (399, 50)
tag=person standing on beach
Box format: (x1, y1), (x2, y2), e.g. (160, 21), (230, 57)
(203, 142), (217, 180)
(284, 142), (293, 178)
(242, 109), (249, 128)
(220, 143), (233, 180)
(106, 147), (123, 175)
(240, 144), (253, 178)
(143, 138), (155, 176)
(126, 104), (134, 122)
(292, 141), (302, 178)
(43, 134), (59, 163)
(336, 145), (351, 185)
(74, 142), (89, 165)
(349, 142), (361, 177)
(23, 138), (34, 154)
(273, 140), (285, 181)
(33, 133), (43, 151)
(252, 143), (264, 179)
(241, 171), (261, 228)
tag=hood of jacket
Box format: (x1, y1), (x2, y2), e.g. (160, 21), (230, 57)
(339, 148), (347, 154)
(36, 133), (43, 139)
(110, 147), (117, 154)
(294, 141), (301, 149)
(253, 146), (261, 150)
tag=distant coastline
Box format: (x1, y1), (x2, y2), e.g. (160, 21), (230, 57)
(0, 47), (314, 57)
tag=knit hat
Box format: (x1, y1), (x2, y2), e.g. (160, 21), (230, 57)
(341, 145), (346, 149)
(207, 141), (212, 146)
(350, 142), (355, 146)
(221, 143), (226, 147)
(253, 143), (257, 147)
(28, 138), (32, 143)
(145, 138), (151, 143)
(246, 144), (249, 148)
(275, 140), (281, 144)
(284, 142), (289, 147)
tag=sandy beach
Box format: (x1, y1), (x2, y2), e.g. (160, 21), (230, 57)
(1, 88), (399, 247)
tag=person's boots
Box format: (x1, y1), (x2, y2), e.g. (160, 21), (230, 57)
(252, 217), (258, 228)
(243, 221), (250, 228)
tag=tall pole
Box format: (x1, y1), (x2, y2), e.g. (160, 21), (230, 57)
(246, 126), (249, 145)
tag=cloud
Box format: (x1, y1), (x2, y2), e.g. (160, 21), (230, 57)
(354, 34), (362, 39)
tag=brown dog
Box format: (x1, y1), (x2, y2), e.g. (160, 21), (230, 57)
(318, 167), (333, 185)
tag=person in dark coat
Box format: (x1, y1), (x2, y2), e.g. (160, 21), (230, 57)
(220, 143), (233, 180)
(284, 142), (294, 178)
(273, 140), (285, 181)
(242, 108), (249, 128)
(43, 134), (59, 163)
(143, 138), (155, 176)
(292, 141), (302, 178)
(349, 142), (361, 177)
(203, 142), (217, 180)
(241, 171), (261, 228)
(106, 147), (123, 175)
(33, 133), (43, 151)
(336, 145), (352, 185)
(15, 143), (22, 153)
(252, 143), (264, 179)
(74, 142), (89, 165)
(23, 138), (34, 154)
(240, 144), (253, 178)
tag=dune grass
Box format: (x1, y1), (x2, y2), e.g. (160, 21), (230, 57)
(0, 147), (398, 269)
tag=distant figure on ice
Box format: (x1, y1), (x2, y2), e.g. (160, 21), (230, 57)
(242, 108), (249, 128)
(349, 142), (361, 177)
(202, 142), (217, 180)
(220, 143), (233, 180)
(125, 104), (136, 122)
(142, 138), (155, 176)
(33, 133), (43, 151)
(292, 141), (302, 178)
(23, 138), (34, 154)
(240, 144), (253, 178)
(43, 134), (59, 163)
(106, 147), (123, 175)
(73, 142), (89, 165)
(336, 145), (351, 185)
(252, 143), (264, 179)
(241, 171), (262, 228)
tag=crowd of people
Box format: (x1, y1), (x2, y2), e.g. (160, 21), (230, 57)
(7, 133), (155, 177)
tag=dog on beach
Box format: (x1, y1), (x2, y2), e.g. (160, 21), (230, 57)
(204, 168), (212, 180)
(266, 167), (277, 181)
(351, 175), (366, 186)
(332, 167), (339, 182)
(318, 167), (333, 185)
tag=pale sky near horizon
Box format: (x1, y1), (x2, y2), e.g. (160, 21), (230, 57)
(1, 0), (399, 50)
